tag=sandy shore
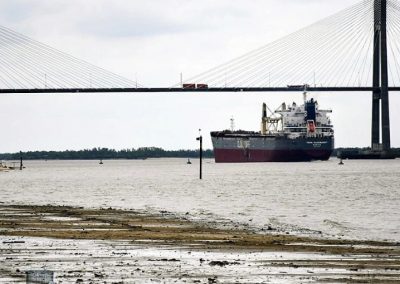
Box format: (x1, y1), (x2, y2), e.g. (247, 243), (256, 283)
(1, 204), (400, 283)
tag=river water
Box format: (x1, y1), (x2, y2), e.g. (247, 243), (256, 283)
(1, 158), (399, 242)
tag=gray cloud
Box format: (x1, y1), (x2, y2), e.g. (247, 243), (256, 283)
(74, 1), (252, 38)
(0, 1), (36, 22)
(1, 0), (398, 151)
(77, 14), (202, 38)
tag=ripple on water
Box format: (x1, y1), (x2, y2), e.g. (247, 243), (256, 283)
(1, 158), (399, 241)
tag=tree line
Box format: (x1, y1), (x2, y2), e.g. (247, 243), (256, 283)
(0, 147), (214, 160)
(333, 147), (400, 157)
(0, 147), (398, 160)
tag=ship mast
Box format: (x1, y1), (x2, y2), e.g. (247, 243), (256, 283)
(303, 85), (308, 103)
(261, 103), (267, 135)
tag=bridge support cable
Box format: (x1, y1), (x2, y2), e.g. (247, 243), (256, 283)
(1, 0), (400, 91)
(388, 7), (400, 86)
(178, 1), (374, 88)
(214, 2), (371, 88)
(179, 0), (400, 90)
(0, 26), (141, 89)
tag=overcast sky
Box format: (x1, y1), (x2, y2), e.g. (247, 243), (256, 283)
(0, 0), (399, 152)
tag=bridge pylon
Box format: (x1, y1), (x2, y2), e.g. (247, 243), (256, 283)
(372, 0), (391, 152)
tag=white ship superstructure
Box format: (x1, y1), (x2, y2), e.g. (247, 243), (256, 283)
(274, 98), (334, 139)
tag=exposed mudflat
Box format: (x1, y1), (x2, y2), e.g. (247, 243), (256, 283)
(1, 204), (400, 283)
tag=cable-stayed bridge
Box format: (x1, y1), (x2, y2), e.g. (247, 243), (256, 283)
(0, 0), (399, 152)
(2, 0), (400, 91)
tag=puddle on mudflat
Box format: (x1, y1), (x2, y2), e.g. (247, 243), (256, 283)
(2, 236), (399, 283)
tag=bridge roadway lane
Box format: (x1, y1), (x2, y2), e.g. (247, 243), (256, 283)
(1, 86), (400, 94)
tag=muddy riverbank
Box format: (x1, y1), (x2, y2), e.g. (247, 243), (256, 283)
(1, 204), (400, 283)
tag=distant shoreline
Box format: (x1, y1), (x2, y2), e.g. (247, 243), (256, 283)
(0, 147), (214, 160)
(0, 147), (399, 160)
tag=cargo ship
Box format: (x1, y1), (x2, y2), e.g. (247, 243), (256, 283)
(211, 93), (334, 162)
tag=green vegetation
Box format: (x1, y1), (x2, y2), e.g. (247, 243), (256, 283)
(0, 147), (399, 160)
(332, 147), (400, 157)
(0, 147), (214, 160)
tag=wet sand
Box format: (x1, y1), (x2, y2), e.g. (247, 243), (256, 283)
(1, 204), (400, 283)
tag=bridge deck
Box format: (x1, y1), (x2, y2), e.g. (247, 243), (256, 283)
(1, 87), (400, 94)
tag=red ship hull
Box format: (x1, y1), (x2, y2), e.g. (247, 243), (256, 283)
(214, 148), (332, 163)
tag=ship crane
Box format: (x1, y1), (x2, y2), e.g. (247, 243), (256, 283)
(261, 103), (283, 134)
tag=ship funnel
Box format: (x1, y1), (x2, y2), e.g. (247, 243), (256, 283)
(261, 103), (267, 135)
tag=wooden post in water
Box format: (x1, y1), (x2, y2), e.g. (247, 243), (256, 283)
(19, 151), (23, 170)
(196, 133), (203, 180)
